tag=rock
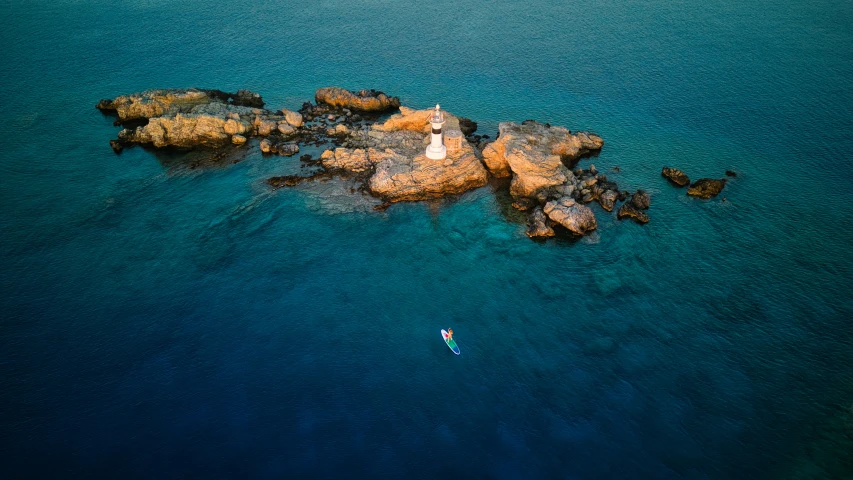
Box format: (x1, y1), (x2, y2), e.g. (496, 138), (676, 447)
(285, 111), (304, 127)
(598, 190), (618, 212)
(276, 143), (299, 156)
(96, 98), (115, 111)
(458, 117), (478, 136)
(109, 139), (123, 153)
(260, 138), (273, 153)
(662, 167), (690, 187)
(277, 123), (296, 135)
(687, 178), (726, 199)
(322, 148), (372, 173)
(231, 134), (247, 145)
(257, 120), (276, 136)
(118, 113), (251, 148)
(617, 202), (649, 224)
(300, 154), (312, 162)
(226, 112), (240, 121)
(373, 106), (464, 134)
(223, 119), (242, 135)
(482, 141), (511, 177)
(268, 175), (308, 188)
(97, 88), (265, 122)
(368, 141), (488, 202)
(527, 207), (555, 238)
(726, 170), (737, 177)
(327, 114), (336, 122)
(232, 89), (265, 108)
(326, 124), (349, 136)
(543, 197), (597, 235)
(512, 197), (536, 211)
(315, 87), (400, 112)
(96, 88), (212, 121)
(481, 122), (603, 196)
(589, 164), (598, 175)
(631, 189), (650, 209)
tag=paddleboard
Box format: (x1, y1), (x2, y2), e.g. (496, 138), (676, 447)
(441, 329), (460, 355)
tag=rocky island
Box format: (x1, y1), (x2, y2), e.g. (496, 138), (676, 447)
(97, 86), (662, 240)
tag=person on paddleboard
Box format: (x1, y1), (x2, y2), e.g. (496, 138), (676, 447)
(447, 328), (453, 340)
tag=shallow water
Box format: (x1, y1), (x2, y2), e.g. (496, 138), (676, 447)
(2, 1), (853, 478)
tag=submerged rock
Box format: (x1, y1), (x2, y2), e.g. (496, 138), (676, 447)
(662, 166), (690, 187)
(687, 178), (726, 199)
(543, 197), (597, 236)
(314, 87), (400, 112)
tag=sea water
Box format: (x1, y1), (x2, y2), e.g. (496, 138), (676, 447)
(2, 0), (852, 478)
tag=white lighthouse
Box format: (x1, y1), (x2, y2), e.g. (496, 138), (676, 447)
(425, 104), (447, 160)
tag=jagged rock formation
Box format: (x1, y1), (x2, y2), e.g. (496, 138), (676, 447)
(687, 178), (727, 199)
(617, 190), (651, 224)
(481, 121), (603, 199)
(314, 87), (400, 112)
(662, 166), (690, 187)
(543, 197), (598, 235)
(98, 88), (302, 149)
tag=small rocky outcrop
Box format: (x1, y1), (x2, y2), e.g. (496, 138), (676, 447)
(617, 191), (651, 224)
(314, 87), (400, 112)
(725, 170), (737, 177)
(481, 121), (603, 198)
(617, 203), (649, 224)
(259, 138), (299, 156)
(96, 88), (265, 122)
(687, 178), (726, 199)
(631, 189), (650, 209)
(98, 88), (306, 150)
(543, 197), (597, 236)
(526, 207), (555, 238)
(662, 167), (690, 187)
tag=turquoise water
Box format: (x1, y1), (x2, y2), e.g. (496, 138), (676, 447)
(3, 0), (853, 478)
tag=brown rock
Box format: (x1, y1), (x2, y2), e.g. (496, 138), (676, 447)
(631, 190), (651, 209)
(543, 197), (598, 235)
(481, 122), (603, 197)
(598, 190), (618, 212)
(687, 178), (726, 199)
(368, 141), (488, 202)
(617, 202), (650, 224)
(322, 148), (372, 173)
(662, 167), (690, 187)
(315, 87), (400, 112)
(527, 207), (555, 238)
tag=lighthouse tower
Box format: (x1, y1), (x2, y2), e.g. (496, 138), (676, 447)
(425, 104), (447, 160)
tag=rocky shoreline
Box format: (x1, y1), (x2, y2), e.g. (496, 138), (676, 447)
(97, 86), (735, 240)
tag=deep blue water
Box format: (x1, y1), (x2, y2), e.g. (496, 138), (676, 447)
(2, 0), (853, 478)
